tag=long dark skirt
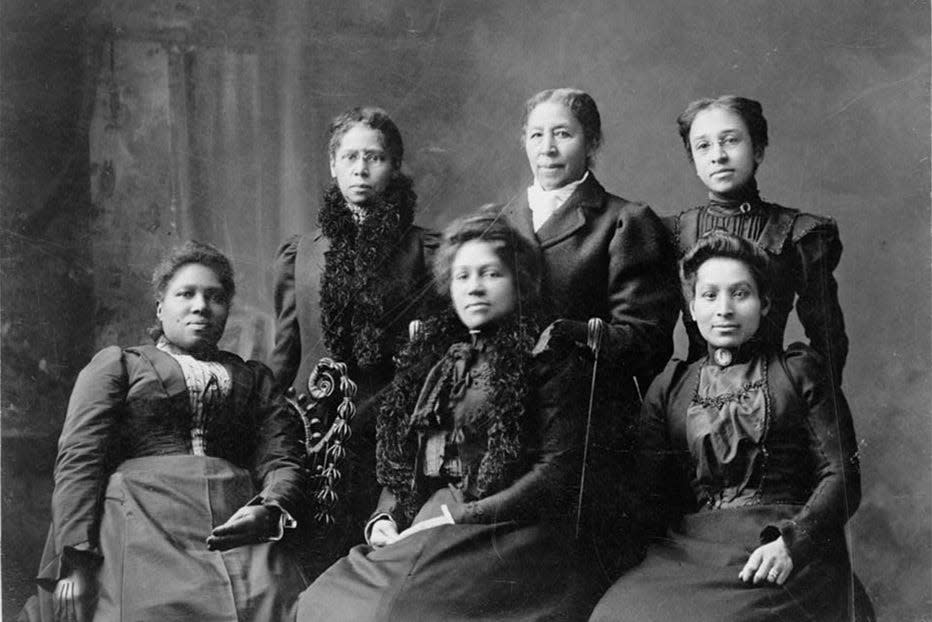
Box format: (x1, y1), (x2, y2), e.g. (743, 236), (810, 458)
(295, 520), (601, 622)
(30, 455), (306, 622)
(590, 505), (863, 622)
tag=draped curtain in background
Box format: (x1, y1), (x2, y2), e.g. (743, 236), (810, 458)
(3, 2), (928, 619)
(86, 3), (332, 361)
(113, 0), (448, 360)
(129, 0), (452, 362)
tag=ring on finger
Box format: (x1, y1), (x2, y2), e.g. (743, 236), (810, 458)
(768, 568), (779, 578)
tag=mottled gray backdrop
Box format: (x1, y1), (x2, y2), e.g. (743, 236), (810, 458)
(2, 1), (929, 619)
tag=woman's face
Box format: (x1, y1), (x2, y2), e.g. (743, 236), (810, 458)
(329, 123), (394, 208)
(688, 106), (763, 200)
(524, 101), (590, 190)
(157, 263), (230, 352)
(450, 240), (518, 331)
(689, 257), (767, 349)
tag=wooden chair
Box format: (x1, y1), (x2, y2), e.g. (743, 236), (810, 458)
(284, 358), (358, 525)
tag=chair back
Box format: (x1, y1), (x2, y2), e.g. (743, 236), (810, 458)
(284, 357), (357, 525)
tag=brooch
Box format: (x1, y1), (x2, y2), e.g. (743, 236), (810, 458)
(713, 347), (734, 367)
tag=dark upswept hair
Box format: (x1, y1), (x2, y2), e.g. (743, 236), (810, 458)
(523, 88), (602, 167)
(676, 95), (769, 162)
(147, 240), (235, 340)
(327, 106), (405, 170)
(378, 209), (545, 523)
(680, 230), (772, 304)
(433, 206), (542, 310)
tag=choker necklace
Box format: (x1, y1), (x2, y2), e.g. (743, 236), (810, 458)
(708, 340), (760, 367)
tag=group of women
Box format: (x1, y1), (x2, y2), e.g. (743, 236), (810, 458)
(27, 87), (869, 622)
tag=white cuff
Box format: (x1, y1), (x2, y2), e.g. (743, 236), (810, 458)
(364, 513), (397, 545)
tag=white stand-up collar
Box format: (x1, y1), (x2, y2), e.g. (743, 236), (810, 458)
(526, 171), (589, 232)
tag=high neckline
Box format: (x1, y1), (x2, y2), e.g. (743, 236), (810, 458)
(347, 202), (367, 224)
(705, 339), (760, 368)
(526, 170), (590, 231)
(706, 179), (762, 214)
(468, 329), (489, 352)
(529, 169), (589, 195)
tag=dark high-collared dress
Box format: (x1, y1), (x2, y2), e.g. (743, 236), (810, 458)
(497, 173), (680, 579)
(32, 345), (308, 621)
(590, 343), (866, 622)
(294, 334), (602, 621)
(666, 196), (848, 387)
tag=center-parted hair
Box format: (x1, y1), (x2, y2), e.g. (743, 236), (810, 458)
(151, 240), (235, 302)
(523, 88), (602, 167)
(676, 95), (769, 161)
(680, 230), (772, 303)
(148, 240), (235, 341)
(433, 207), (542, 310)
(327, 106), (405, 170)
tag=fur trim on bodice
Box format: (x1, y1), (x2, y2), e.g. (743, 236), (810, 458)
(375, 309), (541, 524)
(318, 175), (418, 370)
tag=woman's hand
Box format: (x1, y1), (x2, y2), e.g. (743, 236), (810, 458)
(443, 484), (468, 523)
(53, 567), (95, 622)
(368, 519), (399, 548)
(739, 536), (794, 585)
(206, 505), (279, 551)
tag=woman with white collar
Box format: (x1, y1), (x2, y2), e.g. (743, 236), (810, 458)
(497, 88), (679, 583)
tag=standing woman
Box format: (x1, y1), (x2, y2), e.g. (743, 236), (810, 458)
(668, 95), (848, 387)
(498, 88), (679, 579)
(30, 241), (307, 622)
(590, 232), (870, 622)
(270, 107), (437, 576)
(270, 106), (437, 396)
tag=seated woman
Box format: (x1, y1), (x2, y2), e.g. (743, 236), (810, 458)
(294, 211), (601, 621)
(668, 96), (848, 387)
(29, 241), (307, 621)
(590, 231), (869, 622)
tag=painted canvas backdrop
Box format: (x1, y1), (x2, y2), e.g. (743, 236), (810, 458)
(2, 1), (929, 619)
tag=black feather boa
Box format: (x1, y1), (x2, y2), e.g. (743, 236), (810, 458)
(318, 175), (418, 370)
(375, 308), (542, 525)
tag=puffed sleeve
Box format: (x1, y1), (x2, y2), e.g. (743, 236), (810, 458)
(41, 346), (127, 583)
(634, 359), (694, 538)
(246, 359), (310, 523)
(603, 204), (680, 380)
(457, 351), (588, 525)
(769, 344), (860, 566)
(792, 217), (848, 386)
(269, 235), (302, 389)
